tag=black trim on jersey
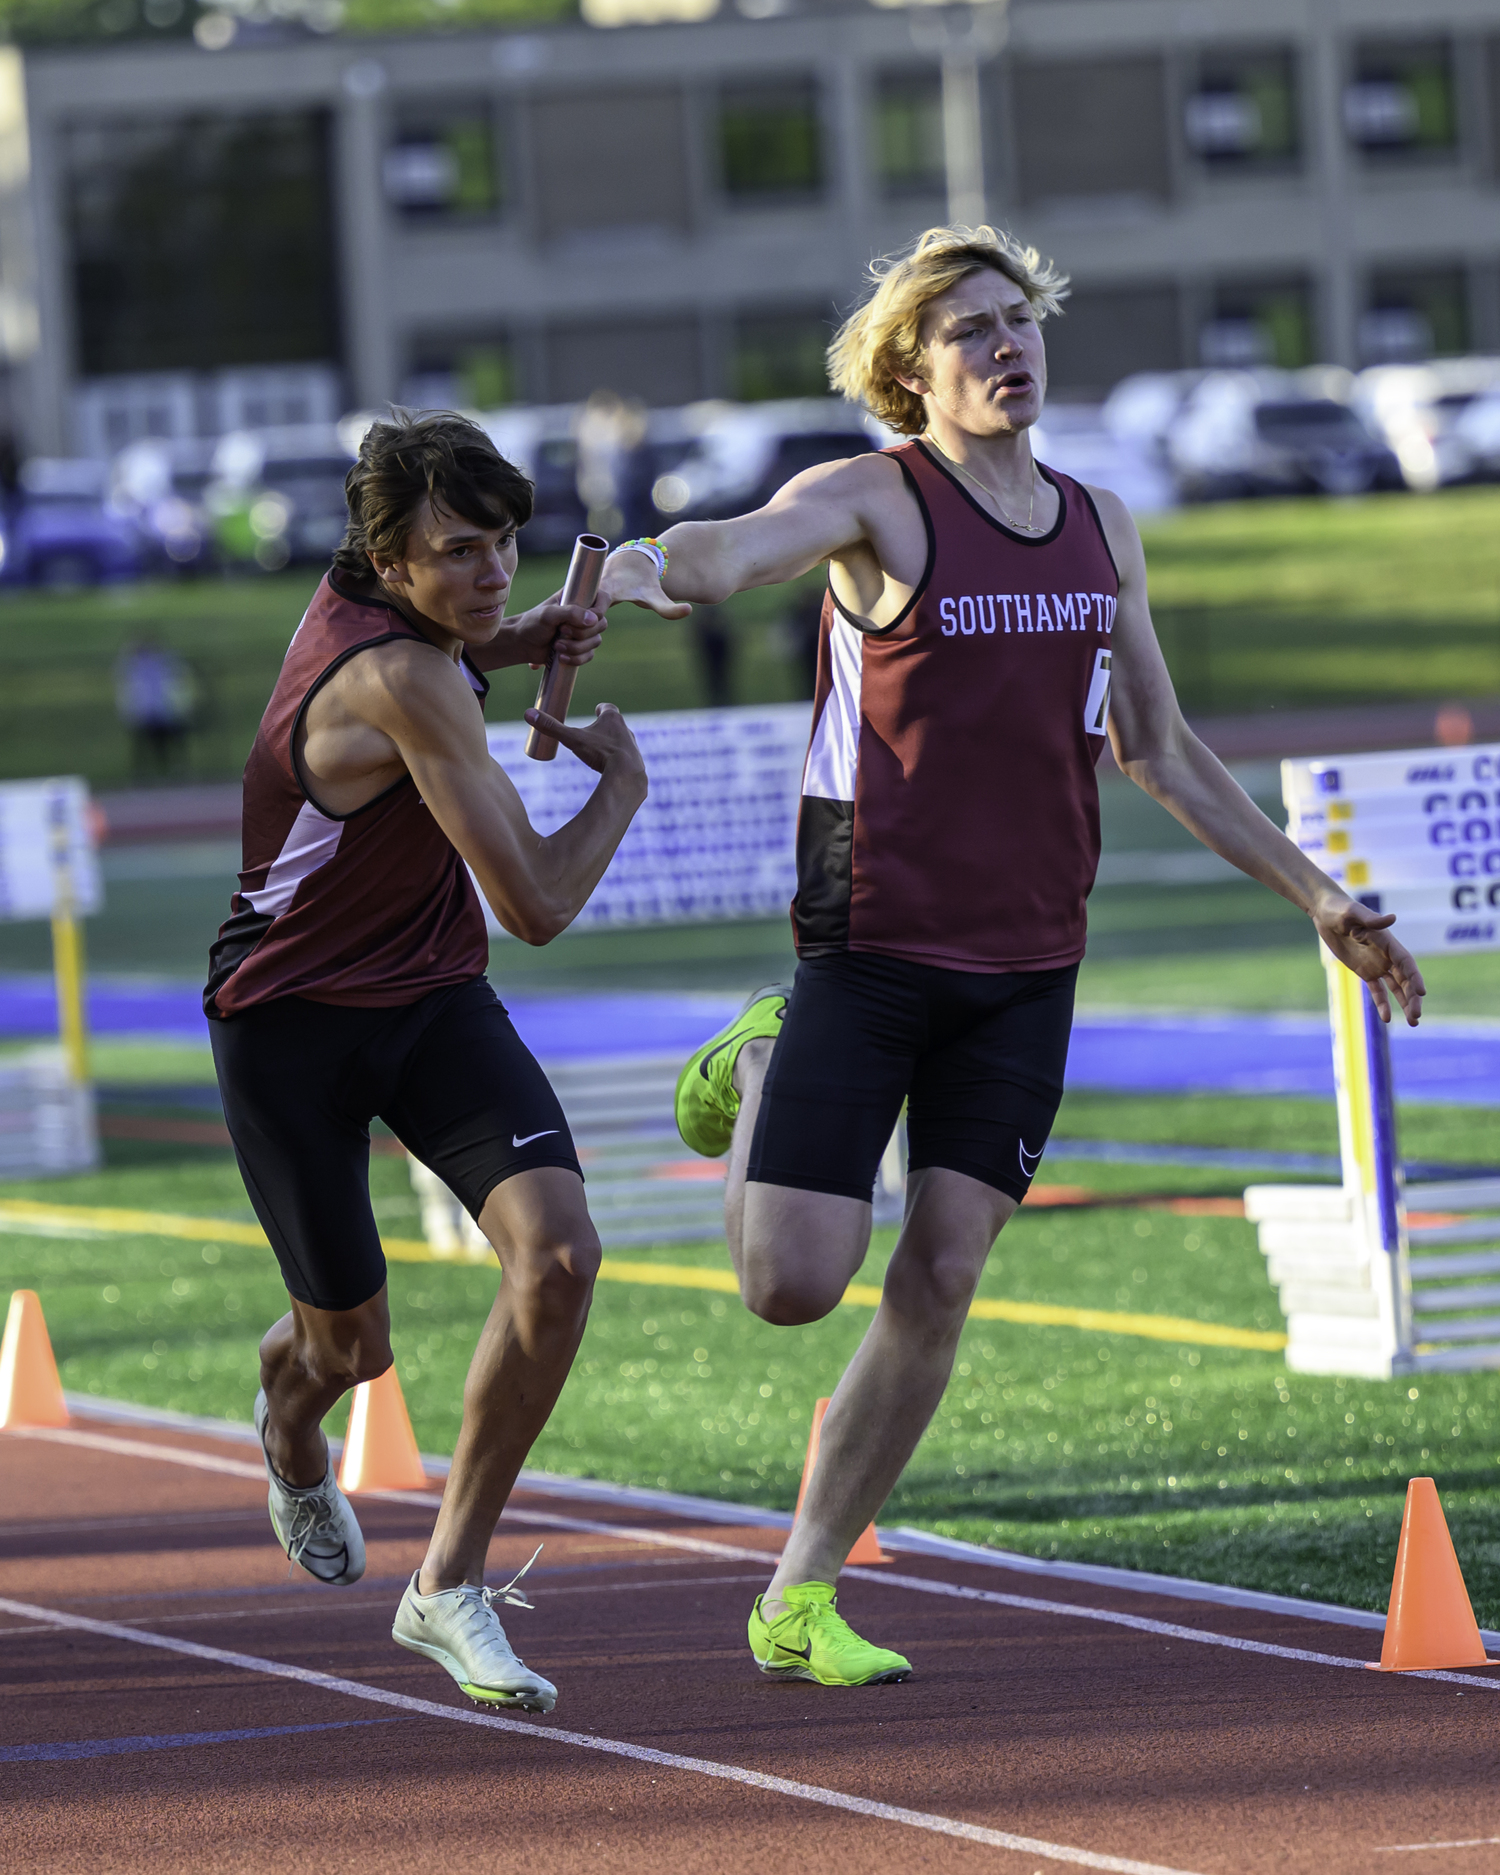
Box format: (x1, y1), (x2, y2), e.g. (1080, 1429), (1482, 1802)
(204, 903), (276, 1018)
(326, 571), (493, 700)
(1076, 483), (1122, 584)
(287, 621), (491, 823)
(914, 442), (1068, 548)
(828, 449), (937, 639)
(792, 796), (854, 953)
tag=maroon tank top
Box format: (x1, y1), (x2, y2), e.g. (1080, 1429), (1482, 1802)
(791, 439), (1119, 972)
(205, 572), (490, 1018)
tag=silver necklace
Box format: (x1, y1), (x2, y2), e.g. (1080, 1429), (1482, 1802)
(924, 436), (1045, 534)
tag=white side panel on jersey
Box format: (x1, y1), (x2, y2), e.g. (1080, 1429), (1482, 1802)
(243, 798), (344, 917)
(801, 617), (863, 802)
(1084, 647), (1113, 736)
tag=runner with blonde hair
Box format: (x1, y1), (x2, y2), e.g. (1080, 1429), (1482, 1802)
(589, 223), (1426, 1690)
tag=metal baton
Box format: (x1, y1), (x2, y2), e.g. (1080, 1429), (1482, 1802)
(524, 532), (610, 762)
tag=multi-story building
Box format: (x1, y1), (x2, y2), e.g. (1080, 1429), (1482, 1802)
(9, 0), (1500, 455)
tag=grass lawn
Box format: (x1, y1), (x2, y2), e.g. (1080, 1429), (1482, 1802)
(1, 486), (1497, 789)
(6, 1087), (1499, 1628)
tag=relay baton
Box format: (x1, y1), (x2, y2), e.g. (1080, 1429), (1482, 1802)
(525, 532), (610, 762)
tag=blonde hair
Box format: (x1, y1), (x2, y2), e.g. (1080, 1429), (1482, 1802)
(827, 225), (1070, 435)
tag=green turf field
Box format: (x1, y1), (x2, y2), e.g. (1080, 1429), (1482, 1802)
(5, 1083), (1498, 1628)
(1, 486), (1497, 790)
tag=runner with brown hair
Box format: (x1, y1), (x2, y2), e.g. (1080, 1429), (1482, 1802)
(596, 225), (1426, 1689)
(208, 408), (647, 1711)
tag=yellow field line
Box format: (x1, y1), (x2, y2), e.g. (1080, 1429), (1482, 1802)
(0, 1199), (1287, 1353)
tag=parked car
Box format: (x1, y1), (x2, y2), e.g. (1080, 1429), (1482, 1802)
(0, 458), (149, 587)
(207, 424), (357, 569)
(110, 437), (219, 570)
(644, 399), (884, 524)
(1451, 384), (1500, 480)
(1352, 357), (1500, 490)
(1166, 371), (1402, 500)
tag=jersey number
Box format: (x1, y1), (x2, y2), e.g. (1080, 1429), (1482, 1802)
(1084, 648), (1112, 736)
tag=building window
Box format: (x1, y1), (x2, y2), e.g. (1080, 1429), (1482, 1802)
(1360, 268), (1469, 363)
(384, 103), (500, 221)
(1183, 48), (1300, 168)
(719, 80), (823, 201)
(402, 337), (517, 412)
(1344, 40), (1458, 157)
(1200, 281), (1313, 369)
(64, 110), (338, 377)
(732, 312), (831, 401)
(873, 71), (944, 197)
(1012, 56), (1171, 206)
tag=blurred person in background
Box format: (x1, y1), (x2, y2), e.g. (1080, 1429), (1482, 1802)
(781, 583), (825, 699)
(205, 409), (646, 1714)
(598, 224), (1427, 1693)
(115, 635), (198, 778)
(692, 601), (735, 707)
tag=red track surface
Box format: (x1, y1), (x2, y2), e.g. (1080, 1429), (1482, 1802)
(4, 1418), (1500, 1875)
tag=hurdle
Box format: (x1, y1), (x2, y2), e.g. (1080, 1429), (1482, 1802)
(1245, 739), (1500, 1378)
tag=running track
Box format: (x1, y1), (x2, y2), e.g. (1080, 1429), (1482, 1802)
(2, 978), (1497, 1104)
(5, 1409), (1500, 1874)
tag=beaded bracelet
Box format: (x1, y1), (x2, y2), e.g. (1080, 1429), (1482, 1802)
(617, 536), (669, 580)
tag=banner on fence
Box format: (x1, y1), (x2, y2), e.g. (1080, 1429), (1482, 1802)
(482, 702), (811, 935)
(0, 778), (102, 924)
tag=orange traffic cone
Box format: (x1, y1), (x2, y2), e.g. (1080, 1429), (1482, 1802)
(337, 1365), (427, 1493)
(1369, 1477), (1498, 1672)
(0, 1290), (68, 1429)
(794, 1396), (889, 1565)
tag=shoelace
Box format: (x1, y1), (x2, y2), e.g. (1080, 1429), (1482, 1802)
(451, 1543), (545, 1633)
(285, 1482), (342, 1552)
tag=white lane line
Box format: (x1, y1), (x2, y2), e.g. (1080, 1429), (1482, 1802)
(0, 1594), (1199, 1875)
(0, 1574), (771, 1637)
(12, 1427), (267, 1481)
(842, 1570), (1500, 1692)
(19, 1427), (1500, 1691)
(1375, 1840), (1500, 1854)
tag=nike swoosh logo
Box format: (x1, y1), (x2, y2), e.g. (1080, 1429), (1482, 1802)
(776, 1641), (812, 1659)
(697, 1037), (737, 1082)
(513, 1129), (560, 1148)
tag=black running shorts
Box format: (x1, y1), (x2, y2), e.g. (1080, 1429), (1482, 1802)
(746, 952), (1076, 1206)
(210, 976), (580, 1313)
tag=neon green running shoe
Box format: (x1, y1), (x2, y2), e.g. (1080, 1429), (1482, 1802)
(674, 984), (790, 1157)
(748, 1582), (912, 1686)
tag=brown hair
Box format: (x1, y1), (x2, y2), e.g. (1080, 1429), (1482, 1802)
(333, 408), (534, 575)
(827, 224), (1070, 435)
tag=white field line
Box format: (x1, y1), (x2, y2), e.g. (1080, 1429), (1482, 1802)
(14, 1427), (1500, 1690)
(0, 1595), (1200, 1875)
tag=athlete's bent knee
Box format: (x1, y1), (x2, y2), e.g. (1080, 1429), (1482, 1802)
(887, 1247), (982, 1324)
(509, 1235), (601, 1323)
(741, 1267), (844, 1327)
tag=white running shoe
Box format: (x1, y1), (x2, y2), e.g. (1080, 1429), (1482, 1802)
(253, 1388), (366, 1586)
(392, 1558), (556, 1712)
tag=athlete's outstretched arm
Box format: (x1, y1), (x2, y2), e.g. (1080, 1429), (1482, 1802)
(1093, 486), (1425, 1026)
(350, 642), (647, 944)
(594, 454), (897, 613)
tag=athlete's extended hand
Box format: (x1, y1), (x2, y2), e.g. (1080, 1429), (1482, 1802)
(1312, 894), (1426, 1026)
(523, 701), (648, 795)
(596, 546), (693, 620)
(512, 597), (608, 671)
